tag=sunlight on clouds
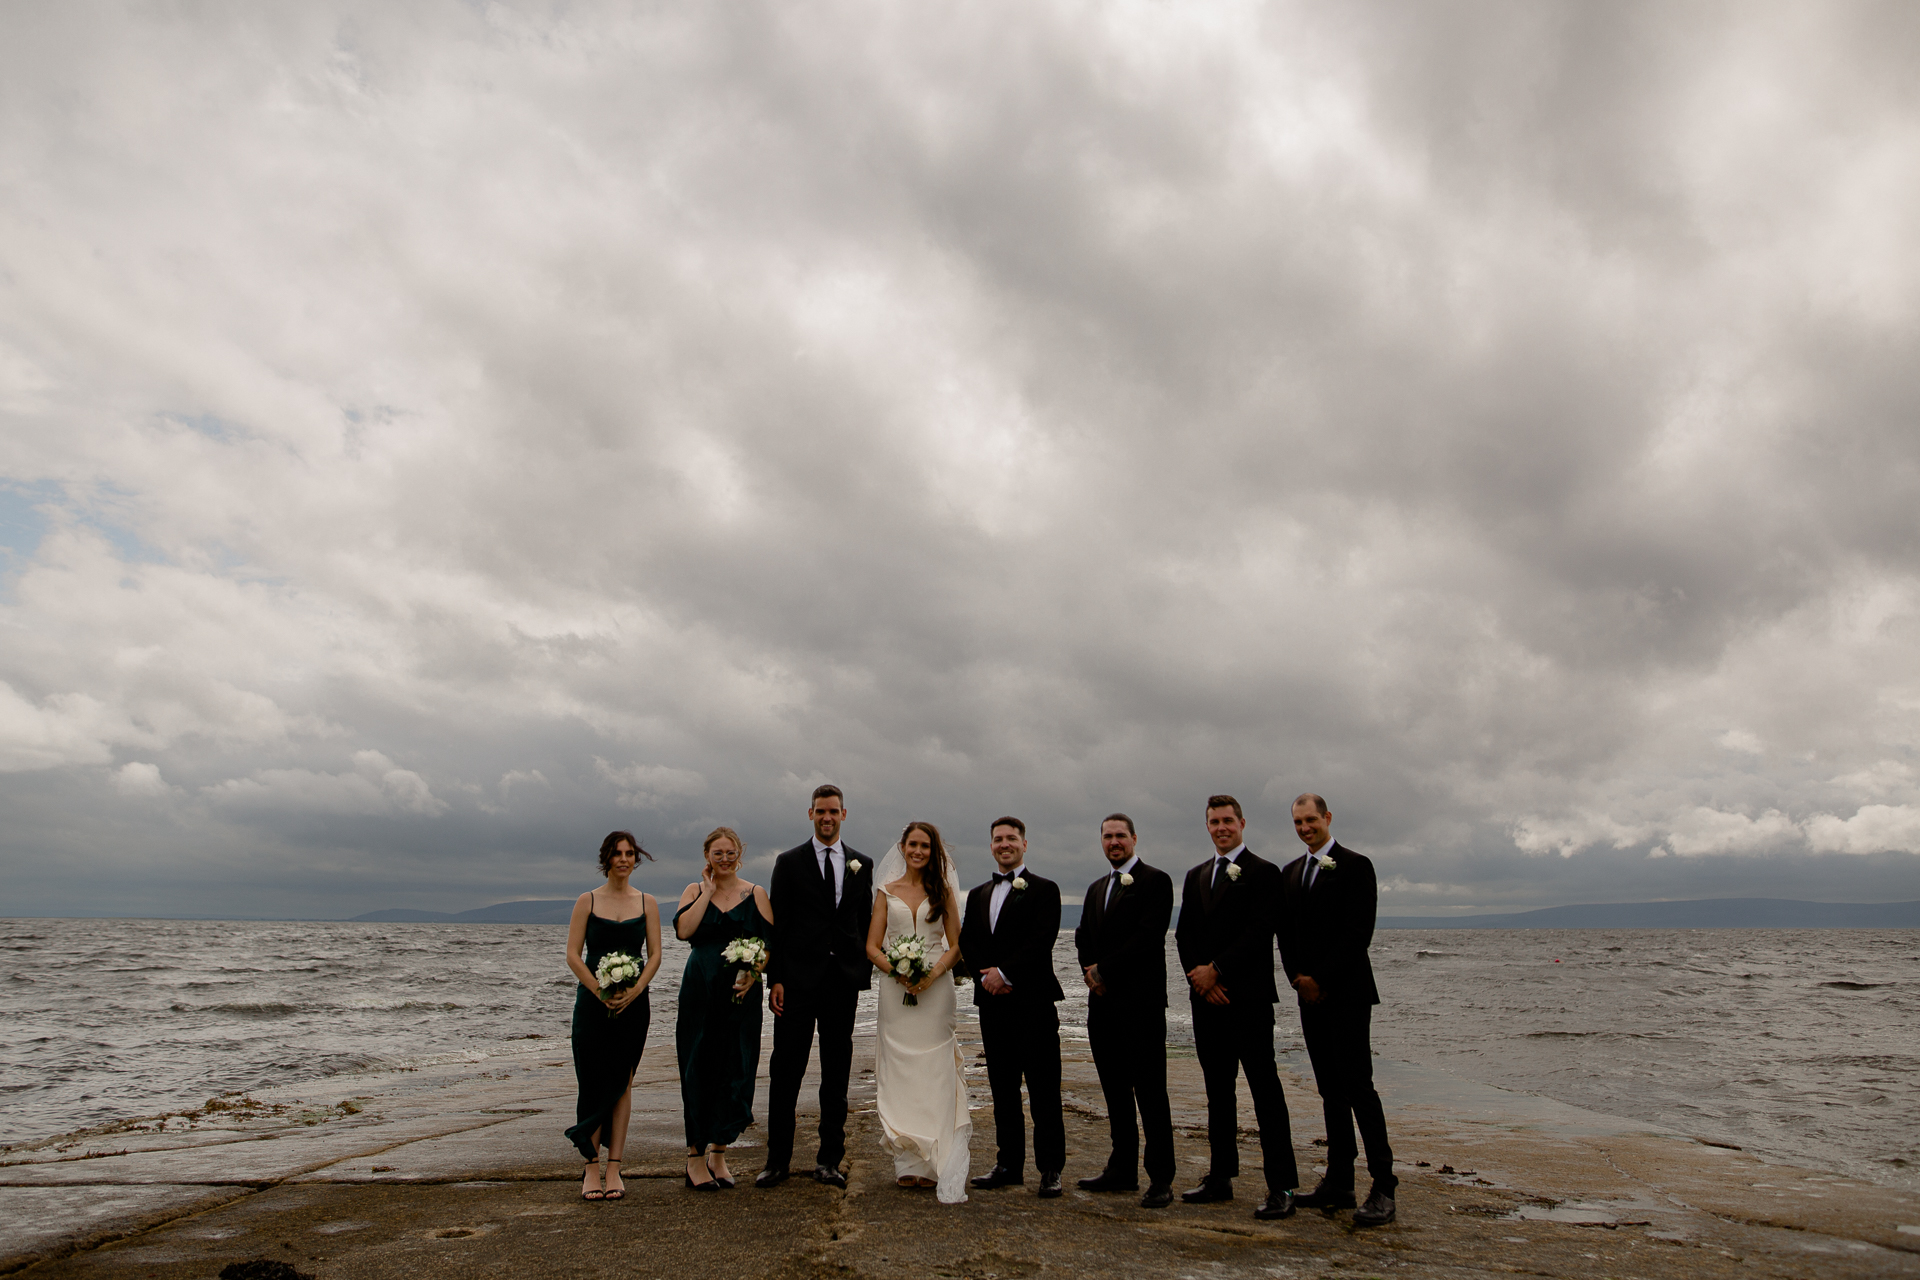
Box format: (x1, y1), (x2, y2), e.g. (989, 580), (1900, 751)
(1805, 805), (1920, 856)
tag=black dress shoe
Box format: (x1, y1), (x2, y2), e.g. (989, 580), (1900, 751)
(969, 1164), (1023, 1190)
(813, 1164), (848, 1189)
(1077, 1170), (1139, 1193)
(1139, 1183), (1173, 1209)
(1294, 1178), (1356, 1210)
(1253, 1190), (1295, 1220)
(1036, 1171), (1062, 1199)
(1180, 1177), (1233, 1204)
(753, 1166), (790, 1189)
(1352, 1187), (1396, 1227)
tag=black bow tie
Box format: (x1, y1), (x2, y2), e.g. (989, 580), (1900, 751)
(993, 871), (1017, 884)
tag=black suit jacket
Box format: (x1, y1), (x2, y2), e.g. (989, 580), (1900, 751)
(1277, 842), (1380, 1007)
(1073, 860), (1173, 1007)
(959, 871), (1065, 1006)
(767, 840), (874, 992)
(1174, 848), (1282, 1005)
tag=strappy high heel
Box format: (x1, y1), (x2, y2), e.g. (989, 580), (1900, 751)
(602, 1158), (625, 1200)
(581, 1160), (605, 1201)
(707, 1145), (735, 1189)
(685, 1150), (717, 1191)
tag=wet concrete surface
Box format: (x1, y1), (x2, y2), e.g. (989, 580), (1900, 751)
(6, 1029), (1919, 1278)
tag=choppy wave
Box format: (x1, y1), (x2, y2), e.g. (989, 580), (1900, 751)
(3, 917), (1916, 1197)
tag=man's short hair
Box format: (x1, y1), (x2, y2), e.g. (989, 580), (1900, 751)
(1293, 792), (1329, 816)
(990, 815), (1026, 837)
(1101, 812), (1136, 838)
(810, 783), (844, 806)
(1206, 793), (1244, 822)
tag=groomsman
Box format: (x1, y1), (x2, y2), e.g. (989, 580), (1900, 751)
(760, 784), (874, 1189)
(1278, 793), (1396, 1226)
(959, 817), (1067, 1197)
(1073, 813), (1178, 1209)
(1174, 794), (1299, 1221)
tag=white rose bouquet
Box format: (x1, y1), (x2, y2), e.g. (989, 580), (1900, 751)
(720, 936), (769, 1004)
(593, 951), (642, 1019)
(882, 933), (933, 1006)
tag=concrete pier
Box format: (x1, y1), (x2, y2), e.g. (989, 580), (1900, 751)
(4, 1024), (1917, 1279)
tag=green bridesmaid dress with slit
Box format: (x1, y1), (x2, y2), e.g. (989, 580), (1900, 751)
(566, 898), (651, 1160)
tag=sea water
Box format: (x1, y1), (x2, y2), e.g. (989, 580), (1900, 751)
(2, 919), (1913, 1190)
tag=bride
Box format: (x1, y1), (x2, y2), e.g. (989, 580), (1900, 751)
(865, 821), (972, 1203)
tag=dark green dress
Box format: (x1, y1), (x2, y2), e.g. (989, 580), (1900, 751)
(675, 895), (771, 1149)
(566, 901), (652, 1160)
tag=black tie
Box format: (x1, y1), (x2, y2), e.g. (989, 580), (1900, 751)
(821, 849), (835, 891)
(1211, 857), (1227, 891)
(993, 871), (1017, 885)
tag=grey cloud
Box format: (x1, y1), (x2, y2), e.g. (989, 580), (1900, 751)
(2, 3), (1918, 919)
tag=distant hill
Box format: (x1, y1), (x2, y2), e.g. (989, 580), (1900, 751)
(1379, 898), (1920, 929)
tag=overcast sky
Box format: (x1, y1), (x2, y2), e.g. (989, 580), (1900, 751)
(3, 2), (1918, 919)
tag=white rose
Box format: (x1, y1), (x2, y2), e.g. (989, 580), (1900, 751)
(1225, 863), (1242, 881)
(1012, 877), (1028, 891)
(1317, 854), (1336, 870)
(895, 959), (912, 975)
(847, 859), (862, 873)
(1119, 873), (1134, 886)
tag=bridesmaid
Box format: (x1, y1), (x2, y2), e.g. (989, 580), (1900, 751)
(564, 831), (662, 1202)
(674, 826), (774, 1191)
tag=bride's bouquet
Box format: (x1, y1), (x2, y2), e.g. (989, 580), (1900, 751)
(593, 951), (642, 1019)
(883, 933), (933, 1006)
(720, 936), (768, 1003)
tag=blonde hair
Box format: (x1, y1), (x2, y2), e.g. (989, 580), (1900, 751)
(702, 826), (745, 859)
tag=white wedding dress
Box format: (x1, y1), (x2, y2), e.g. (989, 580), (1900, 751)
(874, 887), (972, 1203)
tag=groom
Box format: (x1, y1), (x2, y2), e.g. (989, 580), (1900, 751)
(959, 816), (1066, 1197)
(760, 784), (874, 1189)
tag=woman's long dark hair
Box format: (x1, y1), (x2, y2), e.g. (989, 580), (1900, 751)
(898, 820), (952, 923)
(598, 830), (654, 874)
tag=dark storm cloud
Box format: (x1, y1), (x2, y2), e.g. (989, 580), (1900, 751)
(2, 2), (1917, 918)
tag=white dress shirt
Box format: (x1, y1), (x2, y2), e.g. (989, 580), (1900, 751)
(1104, 854), (1141, 907)
(1301, 838), (1331, 891)
(813, 837), (845, 906)
(1211, 842), (1246, 889)
(988, 864), (1026, 930)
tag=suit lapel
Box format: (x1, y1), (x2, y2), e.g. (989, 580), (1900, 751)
(992, 879), (1017, 936)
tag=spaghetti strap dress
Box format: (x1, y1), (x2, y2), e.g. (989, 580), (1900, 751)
(565, 898), (652, 1160)
(675, 893), (772, 1150)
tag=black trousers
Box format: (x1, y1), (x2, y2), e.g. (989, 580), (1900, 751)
(1190, 998), (1298, 1191)
(977, 999), (1066, 1173)
(765, 981), (858, 1170)
(1300, 1001), (1395, 1192)
(1086, 993), (1176, 1186)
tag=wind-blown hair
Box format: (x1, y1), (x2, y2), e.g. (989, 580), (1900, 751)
(898, 820), (953, 924)
(598, 830), (654, 873)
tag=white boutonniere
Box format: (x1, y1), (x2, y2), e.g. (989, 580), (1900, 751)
(1011, 877), (1028, 891)
(1315, 854), (1336, 871)
(1118, 872), (1134, 886)
(1225, 863), (1242, 881)
(847, 859), (862, 874)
